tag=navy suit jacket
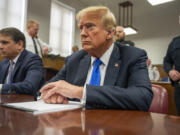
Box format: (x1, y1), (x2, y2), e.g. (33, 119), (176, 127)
(49, 44), (153, 111)
(0, 49), (45, 96)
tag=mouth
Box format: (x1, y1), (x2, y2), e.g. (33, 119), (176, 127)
(82, 41), (90, 44)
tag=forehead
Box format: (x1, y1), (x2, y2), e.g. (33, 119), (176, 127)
(0, 34), (13, 41)
(31, 23), (39, 28)
(79, 12), (102, 25)
(116, 26), (124, 32)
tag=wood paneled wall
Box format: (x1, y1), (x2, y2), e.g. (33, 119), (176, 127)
(0, 55), (2, 62)
(42, 55), (65, 70)
(154, 64), (168, 79)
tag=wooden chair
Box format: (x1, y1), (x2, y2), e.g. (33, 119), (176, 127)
(43, 66), (59, 81)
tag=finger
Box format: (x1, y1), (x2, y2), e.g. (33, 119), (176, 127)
(63, 98), (68, 104)
(44, 98), (51, 104)
(40, 83), (56, 93)
(44, 88), (60, 100)
(50, 95), (58, 104)
(57, 95), (64, 103)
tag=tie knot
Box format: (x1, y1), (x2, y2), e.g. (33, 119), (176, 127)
(94, 58), (102, 67)
(10, 60), (14, 65)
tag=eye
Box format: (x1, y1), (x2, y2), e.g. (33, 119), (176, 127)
(85, 23), (95, 30)
(0, 40), (9, 45)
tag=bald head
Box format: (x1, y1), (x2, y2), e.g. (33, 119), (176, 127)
(115, 26), (125, 41)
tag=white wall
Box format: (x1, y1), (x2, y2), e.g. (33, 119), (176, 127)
(27, 0), (51, 43)
(134, 36), (173, 64)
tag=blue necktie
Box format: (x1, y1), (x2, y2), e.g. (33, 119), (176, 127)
(89, 59), (102, 86)
(7, 60), (14, 84)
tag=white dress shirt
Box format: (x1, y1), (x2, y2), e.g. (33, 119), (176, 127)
(81, 43), (114, 105)
(24, 32), (52, 57)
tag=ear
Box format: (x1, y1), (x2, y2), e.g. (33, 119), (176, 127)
(17, 40), (24, 50)
(106, 29), (114, 40)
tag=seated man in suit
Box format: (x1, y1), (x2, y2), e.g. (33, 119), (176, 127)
(40, 6), (153, 111)
(0, 27), (45, 96)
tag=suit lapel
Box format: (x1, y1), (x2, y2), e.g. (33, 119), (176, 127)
(104, 45), (121, 85)
(12, 50), (27, 80)
(0, 60), (9, 83)
(73, 54), (91, 86)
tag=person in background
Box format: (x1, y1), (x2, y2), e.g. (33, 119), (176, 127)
(114, 26), (135, 46)
(164, 35), (180, 115)
(0, 27), (45, 96)
(72, 45), (79, 53)
(40, 6), (153, 111)
(146, 58), (160, 81)
(25, 20), (52, 57)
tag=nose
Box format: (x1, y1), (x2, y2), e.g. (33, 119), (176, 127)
(0, 42), (3, 49)
(80, 27), (88, 37)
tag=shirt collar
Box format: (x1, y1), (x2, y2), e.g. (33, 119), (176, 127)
(11, 53), (21, 64)
(90, 43), (114, 66)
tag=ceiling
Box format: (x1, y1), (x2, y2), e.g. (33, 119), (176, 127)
(57, 0), (180, 39)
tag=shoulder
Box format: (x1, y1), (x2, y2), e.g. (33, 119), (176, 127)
(117, 44), (146, 58)
(168, 36), (180, 50)
(113, 44), (147, 66)
(65, 50), (88, 63)
(20, 49), (42, 62)
(173, 36), (180, 41)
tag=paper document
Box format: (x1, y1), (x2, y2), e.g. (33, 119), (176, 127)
(2, 100), (83, 115)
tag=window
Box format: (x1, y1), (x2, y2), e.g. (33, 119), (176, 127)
(49, 0), (75, 56)
(0, 0), (27, 31)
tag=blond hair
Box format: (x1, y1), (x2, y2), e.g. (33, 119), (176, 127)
(76, 6), (116, 31)
(26, 20), (39, 30)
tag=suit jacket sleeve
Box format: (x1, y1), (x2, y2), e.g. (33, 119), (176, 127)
(2, 54), (45, 95)
(86, 49), (152, 111)
(163, 39), (174, 74)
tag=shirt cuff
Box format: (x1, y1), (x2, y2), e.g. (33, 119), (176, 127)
(80, 84), (87, 107)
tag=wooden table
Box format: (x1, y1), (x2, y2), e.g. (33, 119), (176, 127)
(0, 94), (180, 135)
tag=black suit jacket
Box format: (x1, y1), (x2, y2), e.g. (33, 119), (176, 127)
(49, 44), (153, 111)
(163, 36), (180, 86)
(0, 49), (45, 95)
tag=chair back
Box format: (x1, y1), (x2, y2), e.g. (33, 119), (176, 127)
(149, 84), (168, 114)
(44, 66), (59, 81)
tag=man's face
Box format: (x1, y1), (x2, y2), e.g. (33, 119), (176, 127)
(116, 26), (125, 40)
(79, 12), (109, 55)
(0, 35), (21, 59)
(28, 24), (39, 37)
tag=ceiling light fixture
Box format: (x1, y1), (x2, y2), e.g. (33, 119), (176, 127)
(118, 1), (137, 35)
(147, 0), (174, 6)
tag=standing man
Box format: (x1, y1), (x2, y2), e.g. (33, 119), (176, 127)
(25, 20), (52, 57)
(0, 27), (45, 96)
(40, 6), (153, 111)
(164, 36), (180, 115)
(115, 26), (135, 46)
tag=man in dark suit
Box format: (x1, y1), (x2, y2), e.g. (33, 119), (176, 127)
(0, 27), (45, 96)
(40, 6), (153, 111)
(163, 36), (180, 115)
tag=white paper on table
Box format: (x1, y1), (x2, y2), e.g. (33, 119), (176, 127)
(2, 100), (83, 115)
